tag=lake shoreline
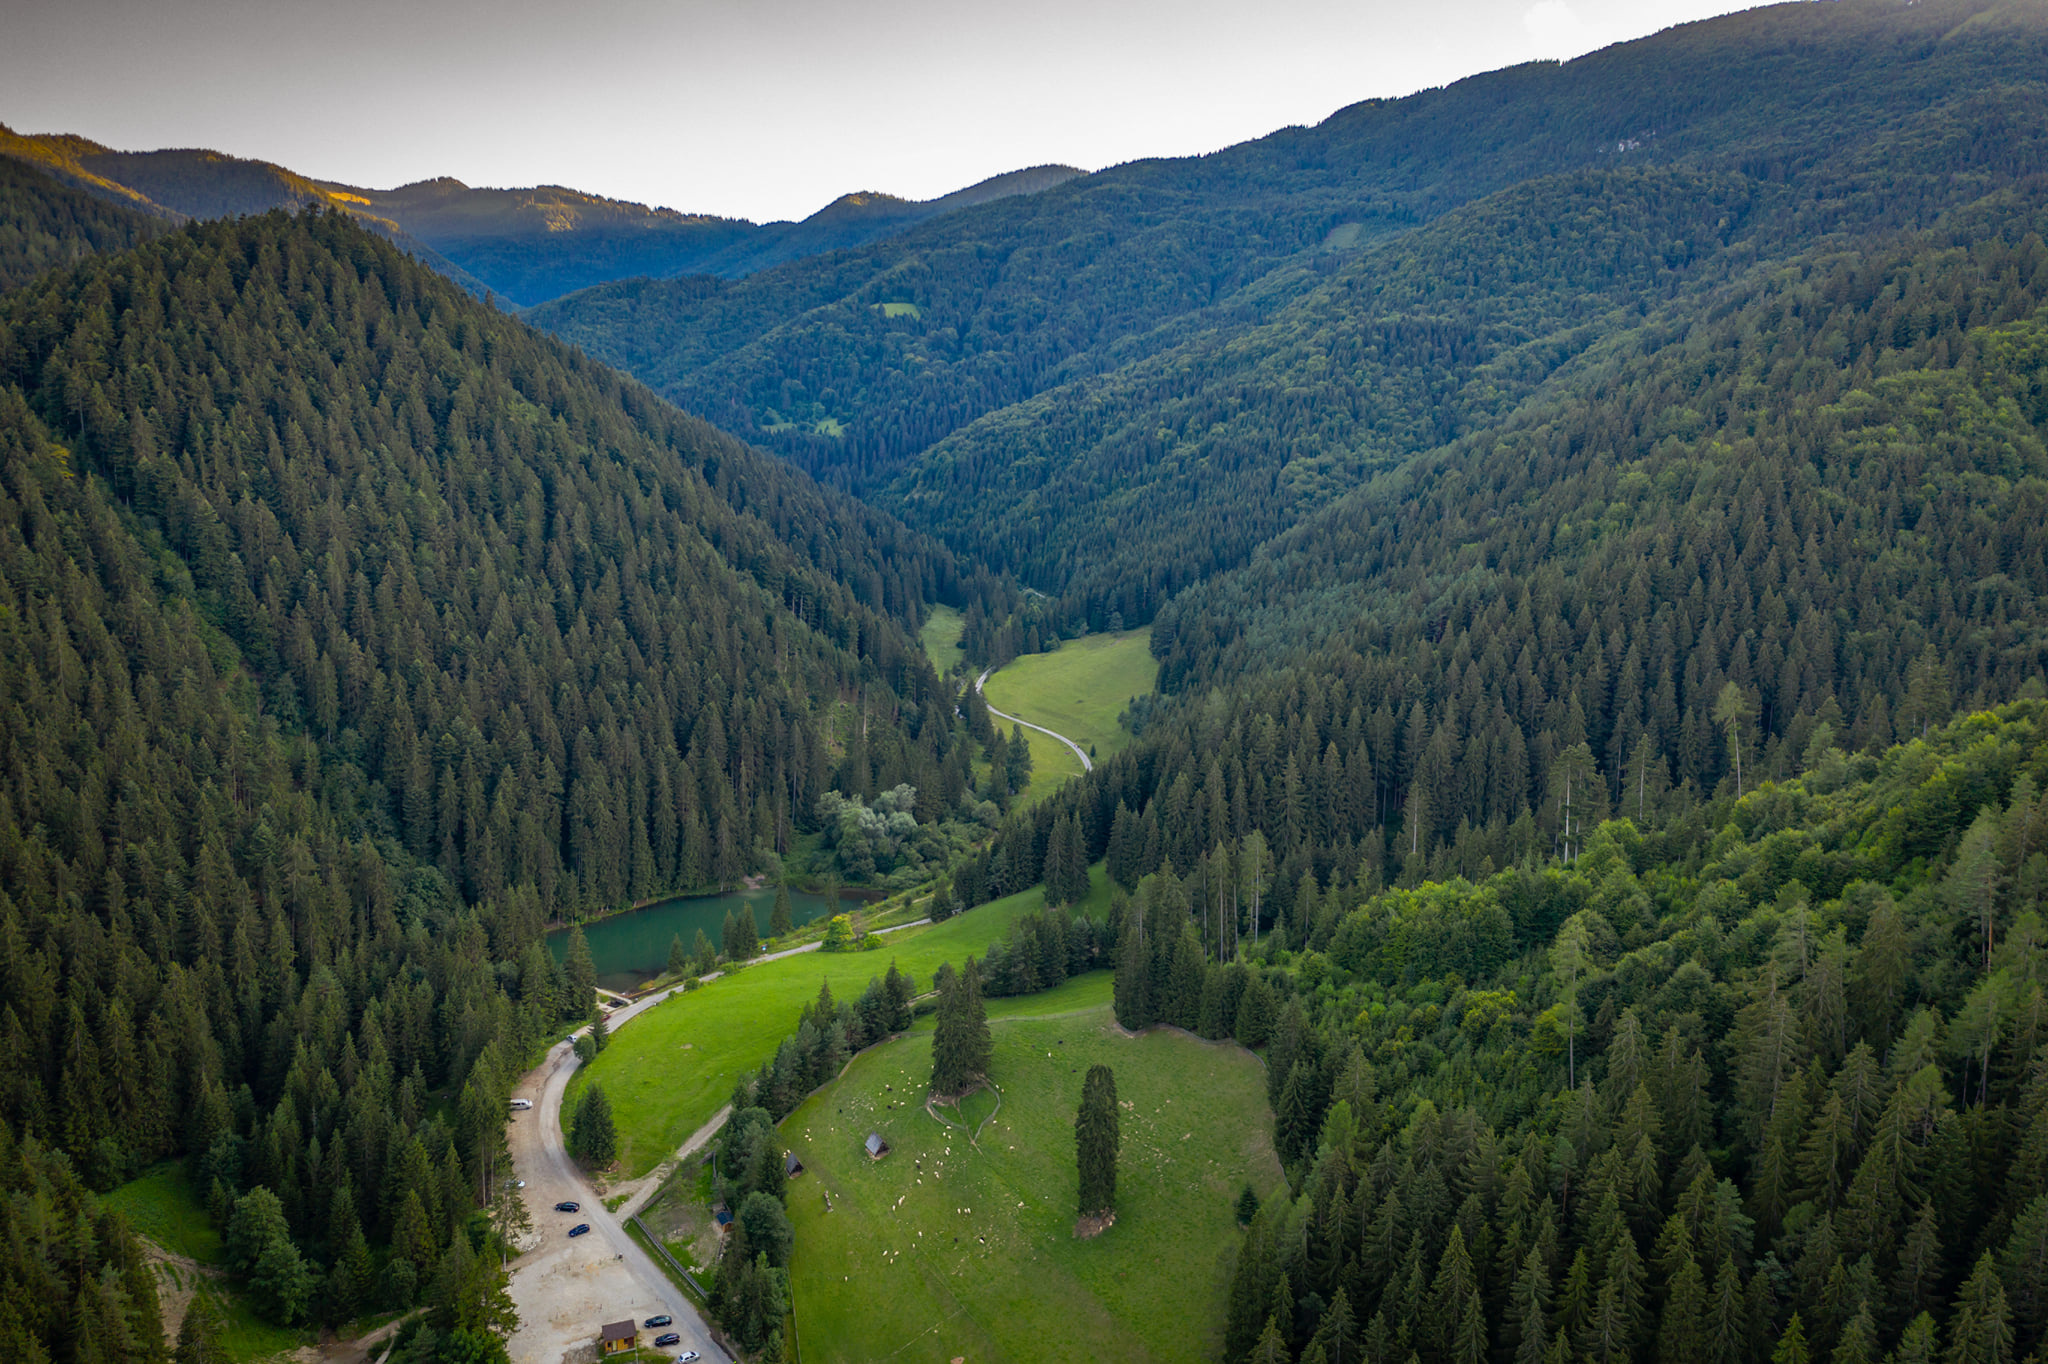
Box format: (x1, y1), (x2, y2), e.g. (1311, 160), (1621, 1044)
(539, 878), (883, 937)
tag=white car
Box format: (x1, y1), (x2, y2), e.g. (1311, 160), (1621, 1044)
(508, 1099), (533, 1111)
(678, 1353), (700, 1363)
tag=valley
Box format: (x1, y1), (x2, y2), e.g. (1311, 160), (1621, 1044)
(2, 4), (2046, 1363)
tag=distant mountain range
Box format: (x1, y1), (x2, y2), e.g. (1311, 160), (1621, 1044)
(0, 121), (1081, 305)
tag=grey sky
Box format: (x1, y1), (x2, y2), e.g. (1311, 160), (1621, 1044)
(3, 0), (1763, 224)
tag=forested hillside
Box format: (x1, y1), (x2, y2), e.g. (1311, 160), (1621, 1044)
(0, 123), (492, 296)
(1110, 698), (2048, 1364)
(530, 0), (2048, 629)
(357, 164), (1082, 307)
(960, 183), (2048, 920)
(0, 203), (986, 1358)
(0, 154), (160, 292)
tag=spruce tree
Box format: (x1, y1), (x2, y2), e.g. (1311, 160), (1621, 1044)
(1006, 723), (1034, 791)
(883, 960), (916, 1032)
(569, 1084), (617, 1168)
(1076, 1064), (1119, 1216)
(771, 880), (795, 938)
(564, 926), (597, 1017)
(930, 956), (992, 1097)
(1114, 897), (1153, 1029)
(1945, 1253), (2016, 1364)
(694, 928), (718, 975)
(1775, 1315), (1812, 1364)
(667, 934), (688, 978)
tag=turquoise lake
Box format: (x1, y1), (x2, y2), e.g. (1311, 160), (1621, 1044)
(548, 885), (836, 992)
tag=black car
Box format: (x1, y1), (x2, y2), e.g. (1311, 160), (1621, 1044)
(644, 1315), (673, 1329)
(554, 1201), (580, 1213)
(654, 1333), (681, 1348)
(567, 1223), (591, 1237)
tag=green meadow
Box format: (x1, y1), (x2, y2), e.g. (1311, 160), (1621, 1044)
(103, 1164), (312, 1363)
(1010, 726), (1085, 807)
(569, 867), (1118, 1178)
(780, 981), (1282, 1364)
(102, 1162), (223, 1264)
(980, 628), (1156, 766)
(919, 604), (966, 673)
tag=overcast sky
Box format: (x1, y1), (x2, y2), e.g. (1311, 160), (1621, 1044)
(4, 0), (1764, 224)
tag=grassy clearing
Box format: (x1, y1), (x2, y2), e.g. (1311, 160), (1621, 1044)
(570, 867), (1118, 1178)
(920, 604), (966, 674)
(879, 301), (923, 319)
(200, 1285), (310, 1364)
(781, 983), (1281, 1364)
(106, 1165), (310, 1362)
(981, 629), (1156, 766)
(1011, 727), (1085, 807)
(103, 1162), (223, 1263)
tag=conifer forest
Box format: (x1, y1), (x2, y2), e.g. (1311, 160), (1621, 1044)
(3, 1), (2048, 1361)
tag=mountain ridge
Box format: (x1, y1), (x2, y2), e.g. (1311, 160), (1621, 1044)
(0, 121), (1082, 305)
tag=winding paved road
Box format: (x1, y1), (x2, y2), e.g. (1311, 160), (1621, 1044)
(976, 667), (1093, 772)
(506, 917), (933, 1363)
(510, 995), (725, 1364)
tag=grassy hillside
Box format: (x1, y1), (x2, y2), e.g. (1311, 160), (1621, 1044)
(782, 980), (1283, 1364)
(569, 867), (1118, 1176)
(981, 628), (1157, 766)
(1008, 728), (1088, 809)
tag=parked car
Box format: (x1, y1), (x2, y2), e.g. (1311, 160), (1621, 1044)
(507, 1098), (532, 1110)
(679, 1352), (700, 1362)
(554, 1201), (580, 1213)
(567, 1223), (591, 1237)
(644, 1315), (673, 1328)
(653, 1333), (681, 1348)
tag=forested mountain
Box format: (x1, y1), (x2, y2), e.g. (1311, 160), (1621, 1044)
(0, 199), (991, 1357)
(529, 0), (2048, 622)
(965, 191), (2048, 928)
(0, 124), (1080, 307)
